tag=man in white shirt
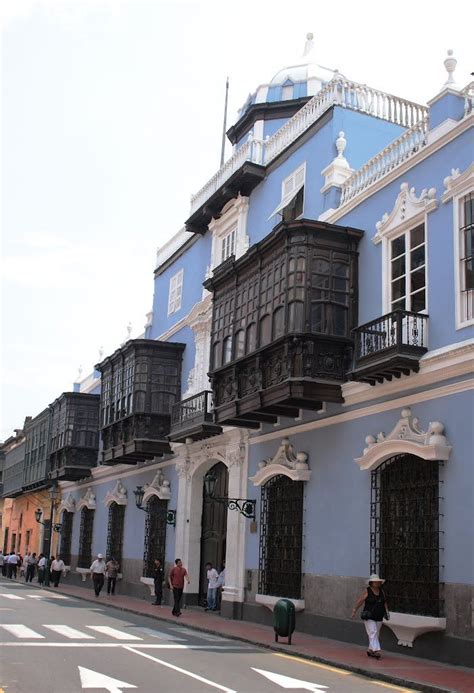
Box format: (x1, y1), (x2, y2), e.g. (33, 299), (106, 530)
(8, 552), (18, 579)
(37, 554), (46, 585)
(205, 562), (219, 611)
(50, 555), (66, 587)
(90, 553), (106, 597)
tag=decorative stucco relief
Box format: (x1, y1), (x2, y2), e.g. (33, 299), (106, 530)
(373, 183), (438, 244)
(104, 479), (128, 507)
(76, 487), (96, 511)
(250, 437), (310, 486)
(58, 493), (76, 514)
(142, 470), (171, 502)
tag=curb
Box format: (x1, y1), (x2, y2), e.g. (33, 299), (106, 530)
(7, 579), (456, 693)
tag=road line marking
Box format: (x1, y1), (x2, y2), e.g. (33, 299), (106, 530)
(124, 646), (237, 692)
(372, 682), (416, 692)
(131, 627), (187, 641)
(0, 593), (24, 600)
(0, 624), (45, 639)
(0, 642), (249, 649)
(169, 626), (230, 642)
(43, 625), (95, 639)
(86, 626), (142, 640)
(274, 653), (352, 675)
(0, 608), (13, 611)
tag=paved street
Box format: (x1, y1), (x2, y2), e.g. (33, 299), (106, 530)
(0, 581), (417, 693)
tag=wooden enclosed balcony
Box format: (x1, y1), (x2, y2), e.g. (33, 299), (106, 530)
(49, 393), (100, 482)
(350, 310), (428, 385)
(204, 218), (364, 427)
(169, 390), (222, 443)
(96, 339), (185, 465)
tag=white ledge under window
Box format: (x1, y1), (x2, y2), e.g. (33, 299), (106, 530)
(384, 612), (446, 647)
(255, 593), (305, 612)
(140, 577), (156, 596)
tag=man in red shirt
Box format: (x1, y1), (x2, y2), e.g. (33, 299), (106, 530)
(168, 558), (190, 616)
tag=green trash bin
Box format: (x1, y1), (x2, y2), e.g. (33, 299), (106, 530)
(273, 598), (296, 644)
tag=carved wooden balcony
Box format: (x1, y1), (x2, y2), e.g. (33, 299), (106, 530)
(96, 339), (185, 464)
(204, 219), (364, 427)
(350, 310), (428, 385)
(169, 390), (222, 443)
(49, 393), (100, 482)
(23, 408), (52, 491)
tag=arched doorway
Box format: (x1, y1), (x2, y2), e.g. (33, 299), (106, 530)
(371, 453), (442, 616)
(199, 461), (228, 604)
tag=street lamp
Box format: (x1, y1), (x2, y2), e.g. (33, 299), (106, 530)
(34, 484), (63, 586)
(133, 486), (177, 527)
(203, 471), (256, 520)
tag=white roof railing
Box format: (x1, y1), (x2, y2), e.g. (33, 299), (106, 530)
(189, 77), (427, 217)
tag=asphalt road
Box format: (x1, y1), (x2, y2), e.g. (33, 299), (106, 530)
(0, 580), (416, 693)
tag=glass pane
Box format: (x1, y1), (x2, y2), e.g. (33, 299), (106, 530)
(223, 337), (232, 364)
(410, 224), (425, 249)
(410, 245), (425, 269)
(391, 277), (406, 301)
(314, 259), (330, 274)
(333, 262), (349, 277)
(391, 235), (405, 258)
(391, 297), (406, 311)
(272, 307), (285, 339)
(465, 259), (474, 290)
(464, 227), (473, 259)
(313, 273), (330, 289)
(246, 324), (256, 353)
(332, 305), (347, 336)
(333, 277), (348, 292)
(411, 267), (425, 292)
(213, 343), (221, 369)
(259, 315), (272, 346)
(312, 288), (330, 302)
(391, 255), (405, 279)
(235, 330), (245, 359)
(289, 302), (304, 332)
(311, 303), (324, 332)
(464, 195), (473, 226)
(411, 289), (425, 313)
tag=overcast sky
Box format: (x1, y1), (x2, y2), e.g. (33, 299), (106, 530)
(1, 0), (471, 440)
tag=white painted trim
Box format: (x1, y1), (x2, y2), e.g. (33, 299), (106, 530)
(250, 464), (311, 486)
(59, 458), (177, 493)
(249, 438), (310, 486)
(249, 378), (474, 445)
(325, 115), (473, 223)
(209, 195), (249, 271)
(442, 162), (474, 202)
(76, 488), (96, 511)
(255, 594), (305, 612)
(58, 493), (76, 514)
(383, 612), (446, 647)
(158, 294), (212, 342)
(167, 268), (184, 316)
(142, 470), (171, 502)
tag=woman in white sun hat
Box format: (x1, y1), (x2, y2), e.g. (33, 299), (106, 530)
(351, 574), (389, 659)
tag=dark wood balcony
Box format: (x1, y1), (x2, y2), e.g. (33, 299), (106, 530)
(49, 393), (100, 482)
(23, 408), (51, 491)
(204, 218), (364, 427)
(350, 310), (428, 385)
(169, 390), (222, 443)
(96, 339), (185, 465)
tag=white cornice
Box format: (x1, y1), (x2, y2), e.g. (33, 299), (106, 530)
(373, 183), (438, 245)
(324, 114), (473, 223)
(250, 438), (310, 486)
(442, 162), (474, 202)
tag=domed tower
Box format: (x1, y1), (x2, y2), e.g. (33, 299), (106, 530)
(227, 33), (338, 148)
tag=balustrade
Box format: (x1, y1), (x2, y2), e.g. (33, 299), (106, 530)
(169, 390), (221, 443)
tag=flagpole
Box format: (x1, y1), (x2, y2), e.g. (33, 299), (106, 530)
(220, 77), (229, 167)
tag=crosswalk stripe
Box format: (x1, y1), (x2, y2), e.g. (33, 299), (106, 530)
(131, 627), (187, 641)
(25, 594), (69, 600)
(169, 626), (230, 642)
(0, 594), (24, 600)
(0, 624), (44, 639)
(43, 625), (94, 639)
(85, 626), (142, 640)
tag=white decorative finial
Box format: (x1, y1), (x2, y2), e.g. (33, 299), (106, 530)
(336, 131), (347, 158)
(126, 322), (132, 339)
(443, 49), (457, 88)
(98, 346), (104, 360)
(77, 365), (83, 381)
(303, 32), (314, 58)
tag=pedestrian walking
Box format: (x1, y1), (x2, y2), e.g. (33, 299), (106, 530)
(0, 551), (5, 577)
(90, 553), (107, 597)
(352, 574), (389, 659)
(152, 559), (164, 606)
(37, 554), (46, 585)
(169, 558), (190, 617)
(106, 557), (120, 595)
(8, 552), (18, 579)
(25, 553), (38, 582)
(205, 562), (219, 611)
(50, 556), (66, 587)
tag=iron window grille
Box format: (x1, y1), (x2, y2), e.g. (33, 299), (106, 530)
(259, 475), (304, 599)
(106, 502), (125, 565)
(59, 511), (73, 565)
(143, 496), (168, 577)
(77, 507), (94, 568)
(370, 454), (444, 617)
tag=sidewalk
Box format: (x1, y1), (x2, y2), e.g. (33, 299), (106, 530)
(8, 578), (474, 693)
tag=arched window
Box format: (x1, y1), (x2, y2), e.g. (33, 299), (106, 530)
(106, 502), (125, 566)
(259, 475), (304, 599)
(288, 301), (304, 332)
(371, 454), (442, 616)
(259, 315), (271, 346)
(213, 342), (221, 369)
(272, 306), (285, 339)
(143, 496), (168, 577)
(246, 324), (256, 353)
(78, 507), (94, 568)
(222, 336), (232, 364)
(234, 330), (245, 359)
(59, 511), (73, 565)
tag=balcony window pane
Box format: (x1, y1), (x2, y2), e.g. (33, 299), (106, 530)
(223, 337), (232, 364)
(259, 315), (271, 346)
(411, 290), (425, 313)
(391, 277), (405, 301)
(465, 259), (474, 291)
(411, 267), (425, 292)
(246, 323), (256, 353)
(410, 245), (425, 269)
(272, 306), (285, 339)
(410, 224), (425, 249)
(235, 330), (245, 358)
(391, 255), (405, 280)
(289, 301), (304, 332)
(391, 236), (405, 258)
(213, 342), (221, 369)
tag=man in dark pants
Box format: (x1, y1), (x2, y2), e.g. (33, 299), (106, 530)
(90, 553), (106, 597)
(168, 558), (190, 616)
(153, 558), (164, 605)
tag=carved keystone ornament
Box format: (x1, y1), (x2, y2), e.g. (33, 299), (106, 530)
(250, 437), (310, 486)
(142, 471), (171, 502)
(77, 487), (96, 511)
(104, 479), (128, 507)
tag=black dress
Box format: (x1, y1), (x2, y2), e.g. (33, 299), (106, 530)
(364, 586), (386, 622)
(153, 566), (164, 604)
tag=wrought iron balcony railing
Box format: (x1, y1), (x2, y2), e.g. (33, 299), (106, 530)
(169, 390), (222, 443)
(351, 310), (428, 384)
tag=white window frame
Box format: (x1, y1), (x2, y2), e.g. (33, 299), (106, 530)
(221, 225), (237, 263)
(388, 224), (427, 314)
(268, 162), (306, 219)
(167, 269), (184, 316)
(454, 192), (474, 327)
(442, 165), (474, 329)
(208, 195), (249, 271)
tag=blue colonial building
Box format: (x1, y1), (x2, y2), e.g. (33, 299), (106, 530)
(3, 37), (473, 666)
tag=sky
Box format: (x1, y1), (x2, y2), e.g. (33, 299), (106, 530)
(1, 0), (472, 440)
